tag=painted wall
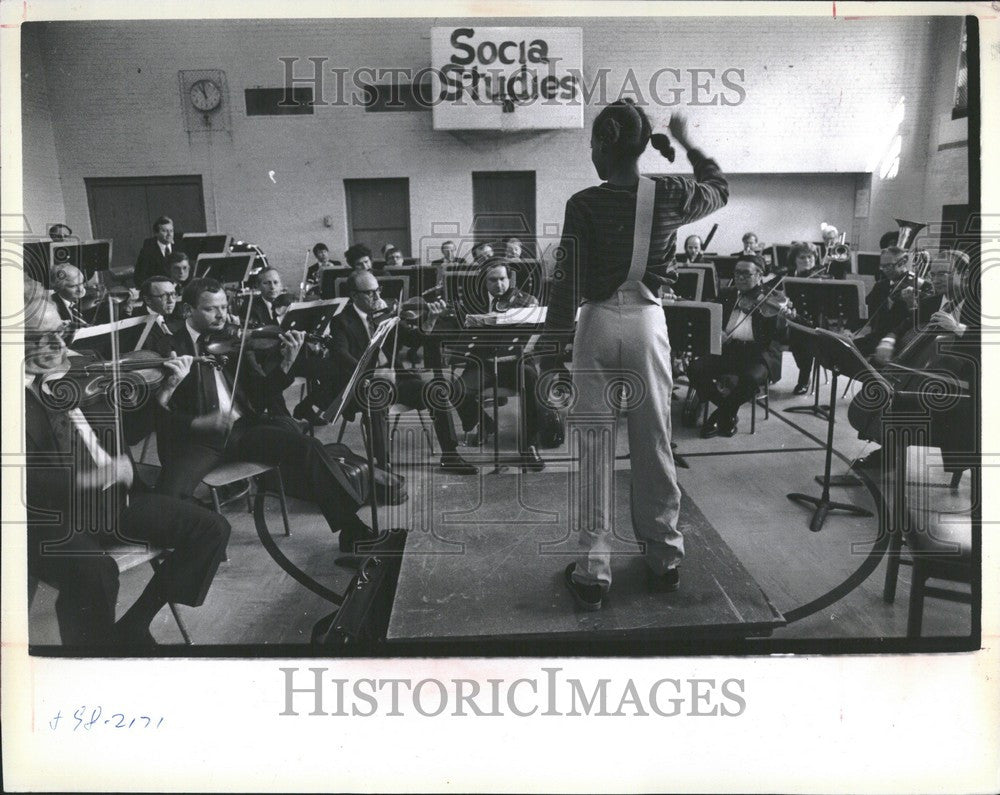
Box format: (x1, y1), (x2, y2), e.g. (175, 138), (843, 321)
(20, 15), (963, 283)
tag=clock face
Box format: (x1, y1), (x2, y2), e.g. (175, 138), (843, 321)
(190, 79), (222, 111)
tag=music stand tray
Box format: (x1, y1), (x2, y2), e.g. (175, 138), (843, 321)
(662, 300), (723, 356)
(281, 298), (347, 336)
(195, 252), (256, 282)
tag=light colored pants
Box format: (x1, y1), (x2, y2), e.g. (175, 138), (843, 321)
(569, 281), (683, 589)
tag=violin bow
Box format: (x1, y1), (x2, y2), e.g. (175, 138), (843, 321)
(106, 294), (130, 507)
(298, 248), (310, 301)
(221, 291), (255, 450)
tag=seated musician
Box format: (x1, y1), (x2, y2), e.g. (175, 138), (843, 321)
(432, 240), (461, 267)
(852, 250), (975, 472)
(854, 245), (931, 355)
(24, 294), (230, 646)
(344, 243), (374, 273)
(677, 234), (705, 264)
(49, 263), (91, 329)
(167, 251), (192, 293)
(305, 242), (331, 294)
(455, 258), (545, 471)
(786, 241), (823, 394)
(470, 241), (494, 267)
(327, 270), (478, 475)
(246, 266), (286, 327)
(686, 254), (786, 437)
(48, 223), (73, 241)
(154, 277), (379, 553)
(139, 276), (184, 354)
(382, 245), (406, 269)
(731, 231), (759, 258)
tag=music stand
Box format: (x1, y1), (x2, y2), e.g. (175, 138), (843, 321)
(663, 300), (723, 469)
(671, 269), (705, 302)
(280, 298), (347, 336)
(73, 315), (154, 359)
(786, 324), (878, 532)
(179, 233), (232, 263)
(196, 252), (256, 283)
(681, 262), (718, 301)
(782, 277), (867, 420)
(49, 240), (82, 270)
(320, 317), (399, 427)
(319, 267), (352, 299)
(79, 240), (113, 279)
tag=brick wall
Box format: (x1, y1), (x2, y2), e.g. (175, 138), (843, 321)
(21, 15), (959, 279)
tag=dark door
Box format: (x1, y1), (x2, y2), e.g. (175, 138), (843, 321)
(344, 178), (411, 257)
(472, 171), (536, 256)
(86, 175), (207, 271)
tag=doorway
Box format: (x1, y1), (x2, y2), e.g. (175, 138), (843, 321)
(471, 171), (536, 257)
(85, 175), (207, 271)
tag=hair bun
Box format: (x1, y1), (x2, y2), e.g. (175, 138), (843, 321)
(650, 133), (675, 163)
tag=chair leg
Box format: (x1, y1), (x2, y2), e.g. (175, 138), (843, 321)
(418, 409), (434, 457)
(750, 394), (757, 434)
(763, 386), (770, 419)
(209, 488), (228, 562)
(273, 469), (291, 537)
(949, 470), (963, 490)
(246, 478), (254, 514)
(337, 416), (349, 444)
(906, 563), (927, 638)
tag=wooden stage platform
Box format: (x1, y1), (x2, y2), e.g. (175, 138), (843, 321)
(386, 470), (784, 645)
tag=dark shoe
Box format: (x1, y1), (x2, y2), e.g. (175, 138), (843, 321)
(520, 446), (545, 473)
(793, 382), (809, 396)
(563, 563), (605, 611)
(439, 452), (478, 475)
(338, 520), (379, 553)
(648, 566), (680, 593)
(293, 401), (329, 427)
(719, 414), (738, 437)
(850, 447), (887, 472)
(700, 411), (722, 439)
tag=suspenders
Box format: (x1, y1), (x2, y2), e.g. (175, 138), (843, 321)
(626, 175), (656, 284)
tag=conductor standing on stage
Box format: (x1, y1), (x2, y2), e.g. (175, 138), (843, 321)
(543, 102), (728, 610)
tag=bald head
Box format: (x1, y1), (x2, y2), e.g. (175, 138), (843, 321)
(50, 264), (87, 303)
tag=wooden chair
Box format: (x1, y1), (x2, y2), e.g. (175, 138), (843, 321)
(29, 545), (193, 645)
(201, 460), (291, 537)
(700, 381), (769, 434)
(883, 508), (973, 638)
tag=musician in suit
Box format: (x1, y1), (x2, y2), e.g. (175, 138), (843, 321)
(153, 277), (378, 553)
(852, 250), (976, 472)
(686, 254), (786, 438)
(139, 276), (184, 355)
(24, 295), (230, 647)
(730, 231), (759, 258)
(344, 243), (373, 272)
(381, 245), (405, 269)
(134, 216), (175, 285)
(431, 240), (461, 267)
(305, 243), (331, 294)
(456, 258), (545, 471)
(677, 234), (705, 264)
(327, 270), (477, 475)
(854, 246), (929, 356)
(167, 251), (191, 292)
(49, 263), (91, 330)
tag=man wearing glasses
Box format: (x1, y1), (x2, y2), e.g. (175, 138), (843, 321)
(685, 254), (784, 438)
(327, 270), (476, 475)
(139, 276), (184, 355)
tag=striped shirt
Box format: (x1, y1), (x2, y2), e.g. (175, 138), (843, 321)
(544, 148), (728, 333)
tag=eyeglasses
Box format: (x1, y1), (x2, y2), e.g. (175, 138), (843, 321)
(355, 288), (381, 298)
(734, 269), (758, 277)
(150, 291), (178, 300)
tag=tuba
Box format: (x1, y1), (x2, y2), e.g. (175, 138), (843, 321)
(894, 218), (926, 251)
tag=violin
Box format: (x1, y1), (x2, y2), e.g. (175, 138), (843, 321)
(52, 350), (219, 409)
(200, 322), (322, 355)
(735, 281), (793, 318)
(80, 284), (143, 316)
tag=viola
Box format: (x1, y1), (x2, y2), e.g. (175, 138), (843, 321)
(200, 322), (322, 355)
(736, 282), (793, 318)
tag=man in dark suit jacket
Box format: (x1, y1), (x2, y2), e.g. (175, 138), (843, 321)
(154, 278), (377, 552)
(686, 255), (786, 438)
(49, 263), (91, 330)
(134, 216), (175, 286)
(328, 270), (476, 475)
(24, 296), (229, 647)
(456, 259), (546, 470)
